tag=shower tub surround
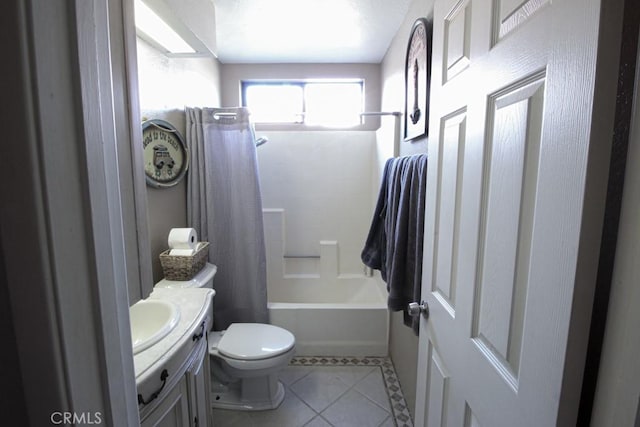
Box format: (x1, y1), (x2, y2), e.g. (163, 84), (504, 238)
(264, 208), (388, 356)
(259, 131), (389, 356)
(264, 217), (390, 356)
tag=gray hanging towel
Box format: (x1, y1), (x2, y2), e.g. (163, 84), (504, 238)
(361, 154), (428, 335)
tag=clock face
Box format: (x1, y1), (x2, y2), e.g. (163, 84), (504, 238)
(142, 120), (188, 188)
(409, 24), (426, 61)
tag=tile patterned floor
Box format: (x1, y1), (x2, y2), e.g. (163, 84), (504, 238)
(211, 356), (413, 427)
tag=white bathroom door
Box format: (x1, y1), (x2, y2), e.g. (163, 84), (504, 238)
(414, 0), (621, 426)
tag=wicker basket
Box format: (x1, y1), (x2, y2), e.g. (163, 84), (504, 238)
(159, 242), (209, 281)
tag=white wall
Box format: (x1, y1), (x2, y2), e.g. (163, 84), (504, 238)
(378, 0), (435, 418)
(258, 131), (376, 282)
(136, 38), (222, 281)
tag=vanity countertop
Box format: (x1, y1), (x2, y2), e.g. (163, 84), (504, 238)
(133, 287), (214, 385)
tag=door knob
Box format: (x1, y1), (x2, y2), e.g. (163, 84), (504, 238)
(408, 301), (429, 319)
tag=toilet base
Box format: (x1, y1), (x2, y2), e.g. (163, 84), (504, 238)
(210, 373), (286, 411)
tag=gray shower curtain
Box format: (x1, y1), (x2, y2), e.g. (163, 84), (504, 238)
(185, 107), (268, 330)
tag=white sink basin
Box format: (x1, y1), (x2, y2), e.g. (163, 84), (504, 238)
(130, 299), (180, 354)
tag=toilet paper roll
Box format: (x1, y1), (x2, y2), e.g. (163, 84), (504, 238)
(168, 228), (198, 250)
(169, 248), (196, 257)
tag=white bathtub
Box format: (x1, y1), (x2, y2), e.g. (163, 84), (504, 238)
(267, 275), (389, 357)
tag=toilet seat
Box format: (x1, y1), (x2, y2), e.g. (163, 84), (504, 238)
(217, 323), (295, 360)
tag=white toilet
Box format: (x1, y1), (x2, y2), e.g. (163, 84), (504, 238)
(156, 263), (295, 411)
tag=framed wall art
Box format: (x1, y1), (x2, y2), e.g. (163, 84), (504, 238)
(404, 17), (433, 141)
(142, 119), (189, 188)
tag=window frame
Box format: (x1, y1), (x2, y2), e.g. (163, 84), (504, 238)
(241, 79), (365, 127)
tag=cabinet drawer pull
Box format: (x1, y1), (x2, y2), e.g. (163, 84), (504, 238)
(137, 369), (169, 406)
(192, 321), (206, 342)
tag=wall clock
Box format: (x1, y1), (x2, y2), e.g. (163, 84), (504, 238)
(404, 17), (433, 141)
(142, 119), (189, 188)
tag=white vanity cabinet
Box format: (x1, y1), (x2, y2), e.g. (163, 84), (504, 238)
(139, 374), (191, 427)
(186, 335), (212, 427)
(135, 289), (214, 427)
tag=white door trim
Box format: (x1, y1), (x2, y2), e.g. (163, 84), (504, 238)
(591, 21), (640, 425)
(1, 0), (140, 425)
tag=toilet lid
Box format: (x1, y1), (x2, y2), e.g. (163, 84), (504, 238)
(218, 323), (295, 360)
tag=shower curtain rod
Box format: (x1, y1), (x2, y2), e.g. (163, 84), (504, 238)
(208, 111), (267, 147)
(210, 111), (399, 148)
(215, 111), (401, 117)
(360, 111), (402, 117)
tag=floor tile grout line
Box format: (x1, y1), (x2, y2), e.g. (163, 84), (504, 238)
(281, 364), (329, 421)
(288, 365), (359, 415)
(289, 356), (414, 427)
(303, 413), (335, 427)
(291, 357), (409, 419)
(283, 379), (324, 419)
(318, 375), (390, 427)
(284, 364), (383, 426)
(291, 360), (380, 416)
(339, 368), (392, 416)
(377, 414), (394, 427)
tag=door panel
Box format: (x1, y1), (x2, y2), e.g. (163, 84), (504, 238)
(464, 404), (481, 427)
(444, 0), (471, 82)
(432, 111), (467, 315)
(472, 74), (545, 387)
(426, 348), (450, 427)
(415, 0), (621, 425)
(494, 0), (550, 42)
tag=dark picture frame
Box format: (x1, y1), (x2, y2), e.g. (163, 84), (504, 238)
(404, 17), (433, 141)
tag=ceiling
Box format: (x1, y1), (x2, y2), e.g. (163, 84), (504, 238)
(213, 0), (412, 63)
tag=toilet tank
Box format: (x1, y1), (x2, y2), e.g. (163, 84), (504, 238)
(155, 263), (217, 289)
